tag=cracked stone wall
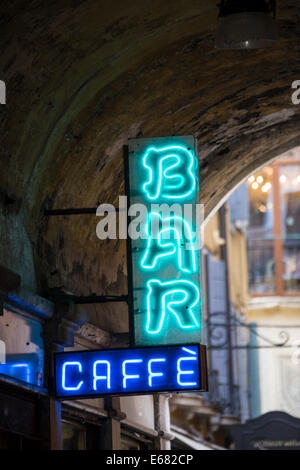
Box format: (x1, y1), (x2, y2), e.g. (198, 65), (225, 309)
(0, 0), (299, 332)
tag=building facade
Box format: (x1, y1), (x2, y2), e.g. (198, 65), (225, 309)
(170, 146), (300, 449)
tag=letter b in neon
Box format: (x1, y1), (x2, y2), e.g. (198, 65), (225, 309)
(146, 280), (200, 334)
(143, 146), (196, 200)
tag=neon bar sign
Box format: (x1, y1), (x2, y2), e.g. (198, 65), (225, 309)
(54, 344), (207, 399)
(127, 136), (202, 346)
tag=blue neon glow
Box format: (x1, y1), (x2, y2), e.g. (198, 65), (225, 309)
(148, 358), (166, 387)
(62, 361), (84, 391)
(11, 363), (31, 383)
(146, 279), (200, 334)
(122, 359), (143, 389)
(142, 146), (196, 200)
(182, 347), (197, 355)
(7, 293), (50, 318)
(0, 353), (42, 386)
(141, 212), (196, 273)
(93, 360), (111, 390)
(177, 352), (197, 386)
(55, 345), (201, 398)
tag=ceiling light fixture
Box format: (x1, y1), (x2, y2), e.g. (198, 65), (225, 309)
(215, 0), (278, 50)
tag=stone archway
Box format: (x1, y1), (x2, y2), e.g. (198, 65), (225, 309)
(0, 0), (299, 332)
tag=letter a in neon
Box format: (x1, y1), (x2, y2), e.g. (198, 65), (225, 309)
(141, 212), (196, 273)
(146, 280), (200, 334)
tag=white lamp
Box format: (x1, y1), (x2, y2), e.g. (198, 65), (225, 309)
(215, 0), (278, 50)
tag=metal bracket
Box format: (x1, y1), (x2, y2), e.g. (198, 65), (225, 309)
(49, 294), (128, 304)
(44, 207), (119, 216)
(107, 408), (127, 421)
(208, 311), (300, 349)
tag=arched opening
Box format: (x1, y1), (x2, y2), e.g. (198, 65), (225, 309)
(183, 144), (300, 449)
(0, 0), (299, 451)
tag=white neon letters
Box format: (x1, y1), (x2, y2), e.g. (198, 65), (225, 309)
(57, 346), (200, 396)
(177, 355), (197, 386)
(148, 358), (166, 387)
(62, 361), (84, 391)
(93, 360), (111, 390)
(122, 359), (143, 388)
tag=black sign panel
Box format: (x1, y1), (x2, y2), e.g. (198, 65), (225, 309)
(231, 411), (300, 450)
(55, 344), (208, 399)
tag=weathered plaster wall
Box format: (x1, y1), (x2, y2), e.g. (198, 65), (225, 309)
(0, 0), (299, 331)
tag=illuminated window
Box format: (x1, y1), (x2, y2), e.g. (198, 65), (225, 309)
(279, 164), (300, 292)
(248, 167), (273, 231)
(246, 150), (300, 295)
(247, 166), (275, 294)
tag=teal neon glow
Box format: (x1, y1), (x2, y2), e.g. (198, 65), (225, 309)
(142, 146), (196, 200)
(141, 212), (196, 273)
(146, 279), (200, 334)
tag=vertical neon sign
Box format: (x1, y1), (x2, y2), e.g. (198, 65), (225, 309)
(128, 136), (202, 347)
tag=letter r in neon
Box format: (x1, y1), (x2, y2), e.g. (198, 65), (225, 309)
(146, 279), (200, 334)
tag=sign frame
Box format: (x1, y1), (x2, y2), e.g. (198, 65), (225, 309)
(124, 144), (135, 347)
(54, 343), (208, 400)
(124, 137), (203, 348)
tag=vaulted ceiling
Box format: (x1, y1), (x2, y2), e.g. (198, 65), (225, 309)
(0, 0), (299, 332)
